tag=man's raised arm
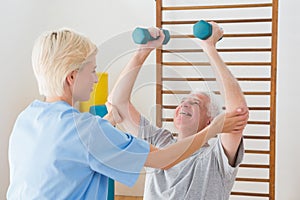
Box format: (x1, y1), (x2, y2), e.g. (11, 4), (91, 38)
(199, 22), (248, 166)
(108, 28), (165, 136)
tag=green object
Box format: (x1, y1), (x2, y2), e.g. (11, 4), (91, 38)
(89, 105), (108, 117)
(193, 20), (212, 40)
(89, 105), (114, 200)
(132, 27), (170, 44)
(107, 179), (114, 200)
(193, 20), (222, 41)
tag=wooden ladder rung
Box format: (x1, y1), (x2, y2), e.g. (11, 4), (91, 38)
(245, 150), (270, 154)
(162, 3), (273, 11)
(235, 177), (270, 182)
(162, 48), (272, 53)
(162, 62), (271, 66)
(243, 135), (270, 140)
(161, 90), (271, 95)
(162, 118), (270, 125)
(162, 105), (270, 111)
(247, 121), (270, 125)
(162, 77), (271, 81)
(171, 33), (272, 38)
(230, 191), (270, 197)
(162, 18), (272, 25)
(240, 164), (269, 168)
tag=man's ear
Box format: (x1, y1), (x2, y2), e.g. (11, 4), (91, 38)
(66, 70), (77, 86)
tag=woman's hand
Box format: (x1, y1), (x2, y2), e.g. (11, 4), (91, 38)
(103, 102), (122, 126)
(222, 107), (249, 134)
(207, 107), (249, 138)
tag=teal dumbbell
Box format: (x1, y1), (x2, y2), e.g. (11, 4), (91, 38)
(193, 20), (222, 41)
(132, 27), (170, 45)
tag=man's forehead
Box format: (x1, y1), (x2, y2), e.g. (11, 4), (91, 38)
(185, 93), (208, 100)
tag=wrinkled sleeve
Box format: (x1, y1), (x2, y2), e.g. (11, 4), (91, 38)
(138, 115), (174, 148)
(214, 136), (244, 177)
(75, 113), (150, 187)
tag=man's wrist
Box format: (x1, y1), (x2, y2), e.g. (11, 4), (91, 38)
(202, 44), (217, 54)
(137, 47), (153, 55)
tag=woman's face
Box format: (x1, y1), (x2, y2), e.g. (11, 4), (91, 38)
(72, 54), (98, 102)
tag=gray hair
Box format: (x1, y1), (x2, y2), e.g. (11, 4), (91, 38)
(189, 90), (222, 119)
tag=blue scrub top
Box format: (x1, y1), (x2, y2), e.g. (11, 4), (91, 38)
(7, 100), (149, 200)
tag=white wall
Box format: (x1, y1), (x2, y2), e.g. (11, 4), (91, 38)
(0, 0), (299, 199)
(0, 0), (155, 198)
(276, 1), (300, 199)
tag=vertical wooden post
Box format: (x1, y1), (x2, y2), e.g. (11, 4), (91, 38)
(270, 0), (278, 199)
(156, 0), (163, 127)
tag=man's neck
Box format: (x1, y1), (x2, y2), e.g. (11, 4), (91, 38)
(176, 126), (209, 141)
(177, 130), (197, 141)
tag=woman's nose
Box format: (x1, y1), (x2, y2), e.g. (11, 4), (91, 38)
(94, 74), (99, 83)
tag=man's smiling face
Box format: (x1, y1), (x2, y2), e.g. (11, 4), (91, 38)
(174, 93), (211, 136)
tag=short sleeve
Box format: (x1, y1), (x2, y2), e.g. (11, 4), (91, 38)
(75, 113), (150, 187)
(138, 115), (175, 147)
(213, 136), (245, 177)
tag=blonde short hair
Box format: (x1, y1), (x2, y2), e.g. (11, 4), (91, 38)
(32, 28), (97, 97)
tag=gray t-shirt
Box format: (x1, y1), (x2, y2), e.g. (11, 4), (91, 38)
(138, 116), (244, 200)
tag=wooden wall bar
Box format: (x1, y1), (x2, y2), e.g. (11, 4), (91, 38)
(156, 0), (278, 199)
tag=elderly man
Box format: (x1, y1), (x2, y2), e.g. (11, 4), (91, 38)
(109, 23), (248, 199)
